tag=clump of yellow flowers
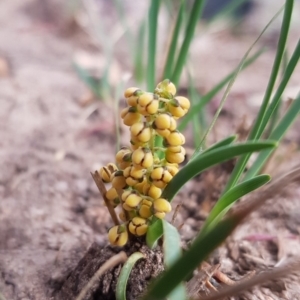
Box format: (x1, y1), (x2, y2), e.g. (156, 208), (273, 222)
(99, 79), (190, 246)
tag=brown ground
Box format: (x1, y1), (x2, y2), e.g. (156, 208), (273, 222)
(0, 1), (300, 299)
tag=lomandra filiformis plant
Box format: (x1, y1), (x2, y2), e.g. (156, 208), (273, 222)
(98, 79), (190, 246)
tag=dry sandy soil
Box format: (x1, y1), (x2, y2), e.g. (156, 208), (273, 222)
(0, 0), (300, 299)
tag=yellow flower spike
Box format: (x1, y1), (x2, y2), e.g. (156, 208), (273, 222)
(120, 107), (141, 126)
(123, 191), (143, 209)
(129, 217), (148, 236)
(132, 147), (153, 169)
(155, 79), (177, 98)
(150, 167), (173, 189)
(165, 146), (186, 164)
(108, 225), (128, 247)
(124, 88), (143, 106)
(143, 183), (162, 199)
(164, 131), (185, 146)
(130, 122), (151, 143)
(138, 199), (153, 219)
(111, 170), (127, 190)
(167, 96), (190, 118)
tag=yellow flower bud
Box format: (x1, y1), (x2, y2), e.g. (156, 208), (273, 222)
(132, 147), (153, 169)
(153, 198), (172, 216)
(145, 99), (159, 115)
(155, 79), (177, 97)
(155, 128), (171, 138)
(167, 96), (190, 118)
(130, 135), (145, 150)
(123, 166), (145, 187)
(122, 191), (142, 209)
(165, 163), (179, 177)
(130, 123), (151, 143)
(138, 199), (153, 219)
(116, 147), (132, 170)
(137, 93), (159, 116)
(153, 113), (177, 130)
(164, 131), (185, 146)
(119, 211), (127, 222)
(123, 203), (134, 211)
(134, 177), (147, 194)
(124, 88), (143, 106)
(111, 170), (127, 189)
(154, 212), (166, 219)
(120, 107), (141, 126)
(129, 217), (148, 236)
(108, 225), (128, 247)
(150, 167), (173, 189)
(165, 146), (186, 164)
(143, 183), (162, 199)
(99, 163), (118, 183)
(138, 93), (155, 107)
(105, 187), (120, 207)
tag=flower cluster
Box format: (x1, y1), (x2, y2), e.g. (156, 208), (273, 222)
(99, 79), (190, 246)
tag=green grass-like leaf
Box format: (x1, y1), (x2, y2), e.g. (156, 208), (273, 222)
(147, 0), (160, 90)
(245, 92), (300, 179)
(162, 220), (186, 300)
(163, 0), (184, 79)
(146, 218), (163, 249)
(201, 174), (270, 235)
(162, 141), (277, 202)
(116, 252), (144, 300)
(143, 215), (238, 300)
(224, 0), (294, 191)
(171, 0), (207, 85)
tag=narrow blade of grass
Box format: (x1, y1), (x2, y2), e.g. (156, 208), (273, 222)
(162, 141), (277, 202)
(188, 72), (202, 149)
(134, 20), (147, 83)
(162, 0), (184, 79)
(178, 48), (265, 131)
(245, 92), (300, 179)
(116, 252), (144, 300)
(256, 39), (300, 139)
(162, 220), (186, 300)
(147, 0), (160, 90)
(201, 174), (270, 235)
(224, 0), (294, 191)
(171, 0), (207, 85)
